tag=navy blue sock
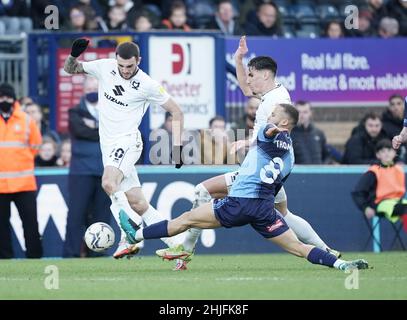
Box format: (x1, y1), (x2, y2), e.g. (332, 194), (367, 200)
(143, 220), (169, 239)
(307, 247), (337, 267)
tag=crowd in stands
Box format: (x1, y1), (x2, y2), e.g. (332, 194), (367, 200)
(0, 0), (406, 38)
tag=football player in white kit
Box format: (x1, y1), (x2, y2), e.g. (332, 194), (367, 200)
(167, 36), (340, 270)
(64, 39), (184, 258)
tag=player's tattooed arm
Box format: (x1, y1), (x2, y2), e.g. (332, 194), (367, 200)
(64, 56), (85, 74)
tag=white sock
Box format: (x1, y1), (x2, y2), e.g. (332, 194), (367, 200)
(110, 190), (143, 231)
(284, 209), (329, 251)
(181, 183), (211, 251)
(183, 228), (202, 252)
(135, 229), (144, 242)
(142, 205), (177, 248)
(333, 259), (347, 269)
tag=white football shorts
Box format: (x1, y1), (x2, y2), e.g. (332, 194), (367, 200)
(224, 170), (287, 203)
(101, 132), (143, 192)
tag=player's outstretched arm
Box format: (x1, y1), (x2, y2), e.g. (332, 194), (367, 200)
(162, 98), (185, 168)
(234, 36), (252, 97)
(393, 98), (407, 149)
(264, 124), (285, 138)
(64, 38), (89, 74)
(393, 127), (407, 149)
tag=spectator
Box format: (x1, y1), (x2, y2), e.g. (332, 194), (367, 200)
(132, 11), (154, 32)
(386, 0), (407, 36)
(352, 139), (407, 232)
(348, 8), (376, 37)
(244, 2), (283, 37)
(206, 0), (243, 35)
(324, 21), (344, 39)
(232, 97), (259, 140)
(161, 0), (191, 31)
(368, 0), (389, 30)
(24, 103), (60, 144)
(57, 139), (72, 167)
(35, 137), (58, 167)
(342, 112), (388, 164)
(0, 83), (42, 259)
(19, 96), (34, 109)
(64, 4), (98, 31)
(149, 111), (173, 165)
(291, 101), (330, 164)
(378, 16), (399, 38)
(63, 77), (111, 257)
(382, 94), (404, 140)
(106, 5), (128, 30)
(200, 116), (235, 165)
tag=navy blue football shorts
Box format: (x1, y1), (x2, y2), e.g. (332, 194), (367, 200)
(212, 196), (289, 238)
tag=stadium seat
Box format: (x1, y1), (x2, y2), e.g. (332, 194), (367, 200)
(296, 29), (318, 38)
(291, 4), (316, 20)
(298, 23), (321, 35)
(363, 203), (407, 252)
(187, 0), (215, 29)
(282, 24), (296, 38)
(316, 4), (340, 22)
(278, 4), (295, 25)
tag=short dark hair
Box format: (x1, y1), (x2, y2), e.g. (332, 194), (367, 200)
(209, 115), (225, 127)
(389, 94), (404, 103)
(247, 56), (278, 76)
(295, 100), (310, 108)
(279, 103), (299, 128)
(363, 112), (381, 124)
(375, 139), (393, 152)
(116, 42), (140, 59)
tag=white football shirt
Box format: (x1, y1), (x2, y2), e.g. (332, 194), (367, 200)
(251, 83), (292, 142)
(82, 59), (170, 145)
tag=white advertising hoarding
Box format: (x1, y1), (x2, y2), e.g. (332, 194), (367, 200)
(148, 36), (216, 129)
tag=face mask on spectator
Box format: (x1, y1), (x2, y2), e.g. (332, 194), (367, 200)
(85, 92), (98, 103)
(0, 101), (12, 113)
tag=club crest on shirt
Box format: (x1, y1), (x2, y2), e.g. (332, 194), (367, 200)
(131, 81), (140, 90)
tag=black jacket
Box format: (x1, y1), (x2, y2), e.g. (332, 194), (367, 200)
(68, 98), (103, 176)
(342, 128), (388, 164)
(381, 109), (403, 141)
(291, 124), (329, 164)
(244, 20), (282, 37)
(351, 168), (378, 211)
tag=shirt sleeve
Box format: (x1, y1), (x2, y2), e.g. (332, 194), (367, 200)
(144, 78), (171, 105)
(403, 97), (407, 127)
(82, 59), (105, 78)
(29, 118), (42, 156)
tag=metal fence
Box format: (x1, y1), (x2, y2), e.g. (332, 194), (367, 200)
(0, 35), (28, 98)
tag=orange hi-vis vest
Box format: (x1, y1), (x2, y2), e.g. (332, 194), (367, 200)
(368, 164), (405, 204)
(0, 102), (42, 193)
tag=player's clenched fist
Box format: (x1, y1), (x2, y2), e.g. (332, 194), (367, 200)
(70, 38), (89, 58)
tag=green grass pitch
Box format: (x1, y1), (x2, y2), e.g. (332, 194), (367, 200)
(0, 252), (406, 300)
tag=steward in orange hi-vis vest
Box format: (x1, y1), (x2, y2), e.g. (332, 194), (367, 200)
(0, 83), (43, 258)
(0, 101), (42, 193)
(368, 164), (405, 204)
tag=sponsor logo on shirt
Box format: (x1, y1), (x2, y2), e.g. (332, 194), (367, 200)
(104, 92), (129, 107)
